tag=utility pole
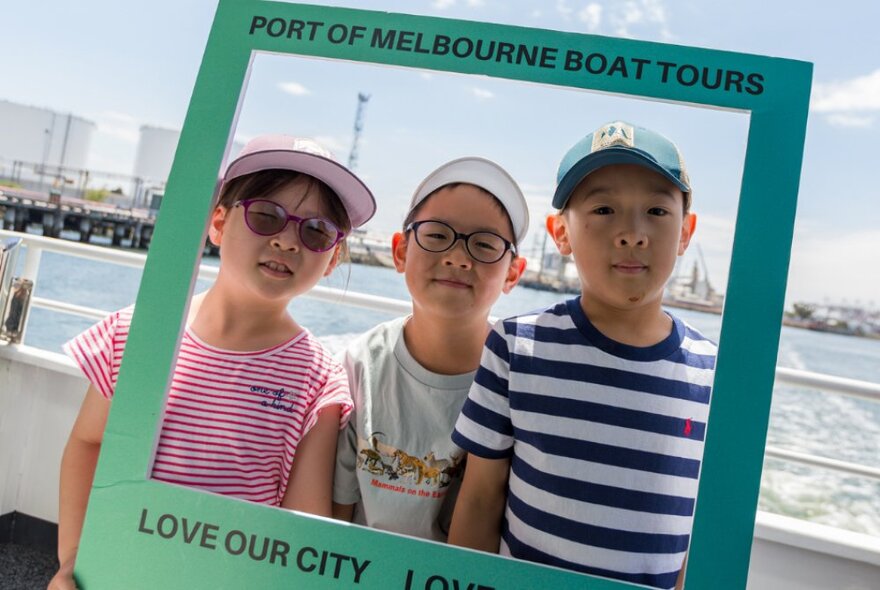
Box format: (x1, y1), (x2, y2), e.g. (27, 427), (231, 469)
(348, 93), (370, 171)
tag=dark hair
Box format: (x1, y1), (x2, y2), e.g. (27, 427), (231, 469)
(402, 182), (518, 247)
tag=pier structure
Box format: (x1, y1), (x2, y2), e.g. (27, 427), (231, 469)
(0, 186), (155, 248)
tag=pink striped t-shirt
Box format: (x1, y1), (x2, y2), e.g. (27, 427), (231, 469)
(64, 307), (353, 506)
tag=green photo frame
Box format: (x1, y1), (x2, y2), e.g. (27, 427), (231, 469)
(74, 1), (812, 588)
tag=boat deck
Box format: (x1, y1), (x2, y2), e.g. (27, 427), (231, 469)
(0, 543), (56, 589)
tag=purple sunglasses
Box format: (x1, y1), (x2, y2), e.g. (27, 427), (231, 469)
(234, 199), (345, 253)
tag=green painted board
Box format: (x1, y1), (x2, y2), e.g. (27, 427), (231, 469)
(74, 1), (812, 588)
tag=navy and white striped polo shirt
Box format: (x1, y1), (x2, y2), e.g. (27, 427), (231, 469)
(452, 298), (716, 590)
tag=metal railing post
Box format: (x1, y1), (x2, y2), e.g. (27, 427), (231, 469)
(14, 242), (43, 344)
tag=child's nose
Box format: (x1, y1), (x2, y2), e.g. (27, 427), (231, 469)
(270, 223), (301, 252)
(615, 222), (648, 248)
(615, 233), (647, 248)
(442, 239), (472, 269)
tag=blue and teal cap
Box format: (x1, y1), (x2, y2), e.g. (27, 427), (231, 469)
(552, 121), (691, 210)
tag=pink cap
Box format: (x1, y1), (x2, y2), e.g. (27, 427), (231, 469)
(221, 135), (376, 228)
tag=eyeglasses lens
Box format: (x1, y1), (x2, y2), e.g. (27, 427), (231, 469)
(299, 218), (337, 252)
(415, 221), (455, 251)
(467, 232), (505, 263)
(244, 201), (287, 235)
(243, 200), (339, 252)
(414, 221), (506, 263)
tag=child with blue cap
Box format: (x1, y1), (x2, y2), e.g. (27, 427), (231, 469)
(449, 121), (718, 590)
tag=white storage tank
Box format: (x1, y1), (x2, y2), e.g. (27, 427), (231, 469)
(133, 125), (179, 185)
(0, 99), (95, 174)
(133, 126), (245, 185)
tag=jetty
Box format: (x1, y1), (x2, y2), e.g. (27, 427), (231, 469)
(0, 185), (155, 248)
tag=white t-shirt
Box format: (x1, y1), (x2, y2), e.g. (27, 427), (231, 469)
(333, 316), (475, 541)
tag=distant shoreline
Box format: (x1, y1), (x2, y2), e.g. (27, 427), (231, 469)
(4, 225), (878, 341)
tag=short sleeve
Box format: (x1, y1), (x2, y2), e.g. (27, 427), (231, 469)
(302, 358), (354, 436)
(333, 420), (361, 505)
(452, 321), (514, 459)
(332, 347), (363, 505)
(63, 309), (129, 399)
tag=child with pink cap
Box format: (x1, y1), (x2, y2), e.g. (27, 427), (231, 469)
(50, 135), (376, 589)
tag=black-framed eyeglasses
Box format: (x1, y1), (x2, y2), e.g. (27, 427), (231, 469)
(404, 220), (516, 264)
(233, 199), (344, 253)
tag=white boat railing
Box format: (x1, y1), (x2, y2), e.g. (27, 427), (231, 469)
(2, 229), (878, 485)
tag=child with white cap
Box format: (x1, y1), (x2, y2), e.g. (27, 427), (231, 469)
(449, 121), (717, 590)
(332, 157), (528, 541)
(50, 135), (376, 589)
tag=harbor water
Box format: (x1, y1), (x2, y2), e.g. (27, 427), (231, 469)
(20, 245), (880, 537)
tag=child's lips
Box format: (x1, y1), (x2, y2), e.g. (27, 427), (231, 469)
(613, 261), (647, 274)
(434, 277), (471, 289)
(260, 260), (292, 276)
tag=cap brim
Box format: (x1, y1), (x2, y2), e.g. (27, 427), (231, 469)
(223, 150), (376, 228)
(552, 148), (690, 209)
(410, 157), (529, 245)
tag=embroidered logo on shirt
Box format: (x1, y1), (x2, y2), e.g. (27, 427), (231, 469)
(251, 385), (295, 413)
(683, 417), (693, 437)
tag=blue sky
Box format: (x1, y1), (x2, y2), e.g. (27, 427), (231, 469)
(4, 0), (879, 306)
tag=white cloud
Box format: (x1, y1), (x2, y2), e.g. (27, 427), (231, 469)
(278, 82), (311, 97)
(787, 228), (880, 304)
(811, 69), (880, 128)
(561, 1), (672, 39)
(465, 0), (485, 7)
(471, 87), (495, 100)
(432, 0), (455, 9)
(811, 69), (880, 112)
(556, 0), (574, 20)
(617, 1), (644, 30)
(826, 113), (874, 128)
(312, 134), (348, 154)
(609, 0), (672, 40)
(578, 3), (602, 31)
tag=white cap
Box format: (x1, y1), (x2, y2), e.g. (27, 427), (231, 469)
(409, 157), (529, 244)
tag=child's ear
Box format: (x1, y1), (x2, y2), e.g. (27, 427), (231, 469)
(502, 255), (527, 294)
(678, 212), (697, 256)
(391, 231), (407, 273)
(208, 206), (228, 246)
(546, 213), (572, 256)
(322, 243), (342, 277)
